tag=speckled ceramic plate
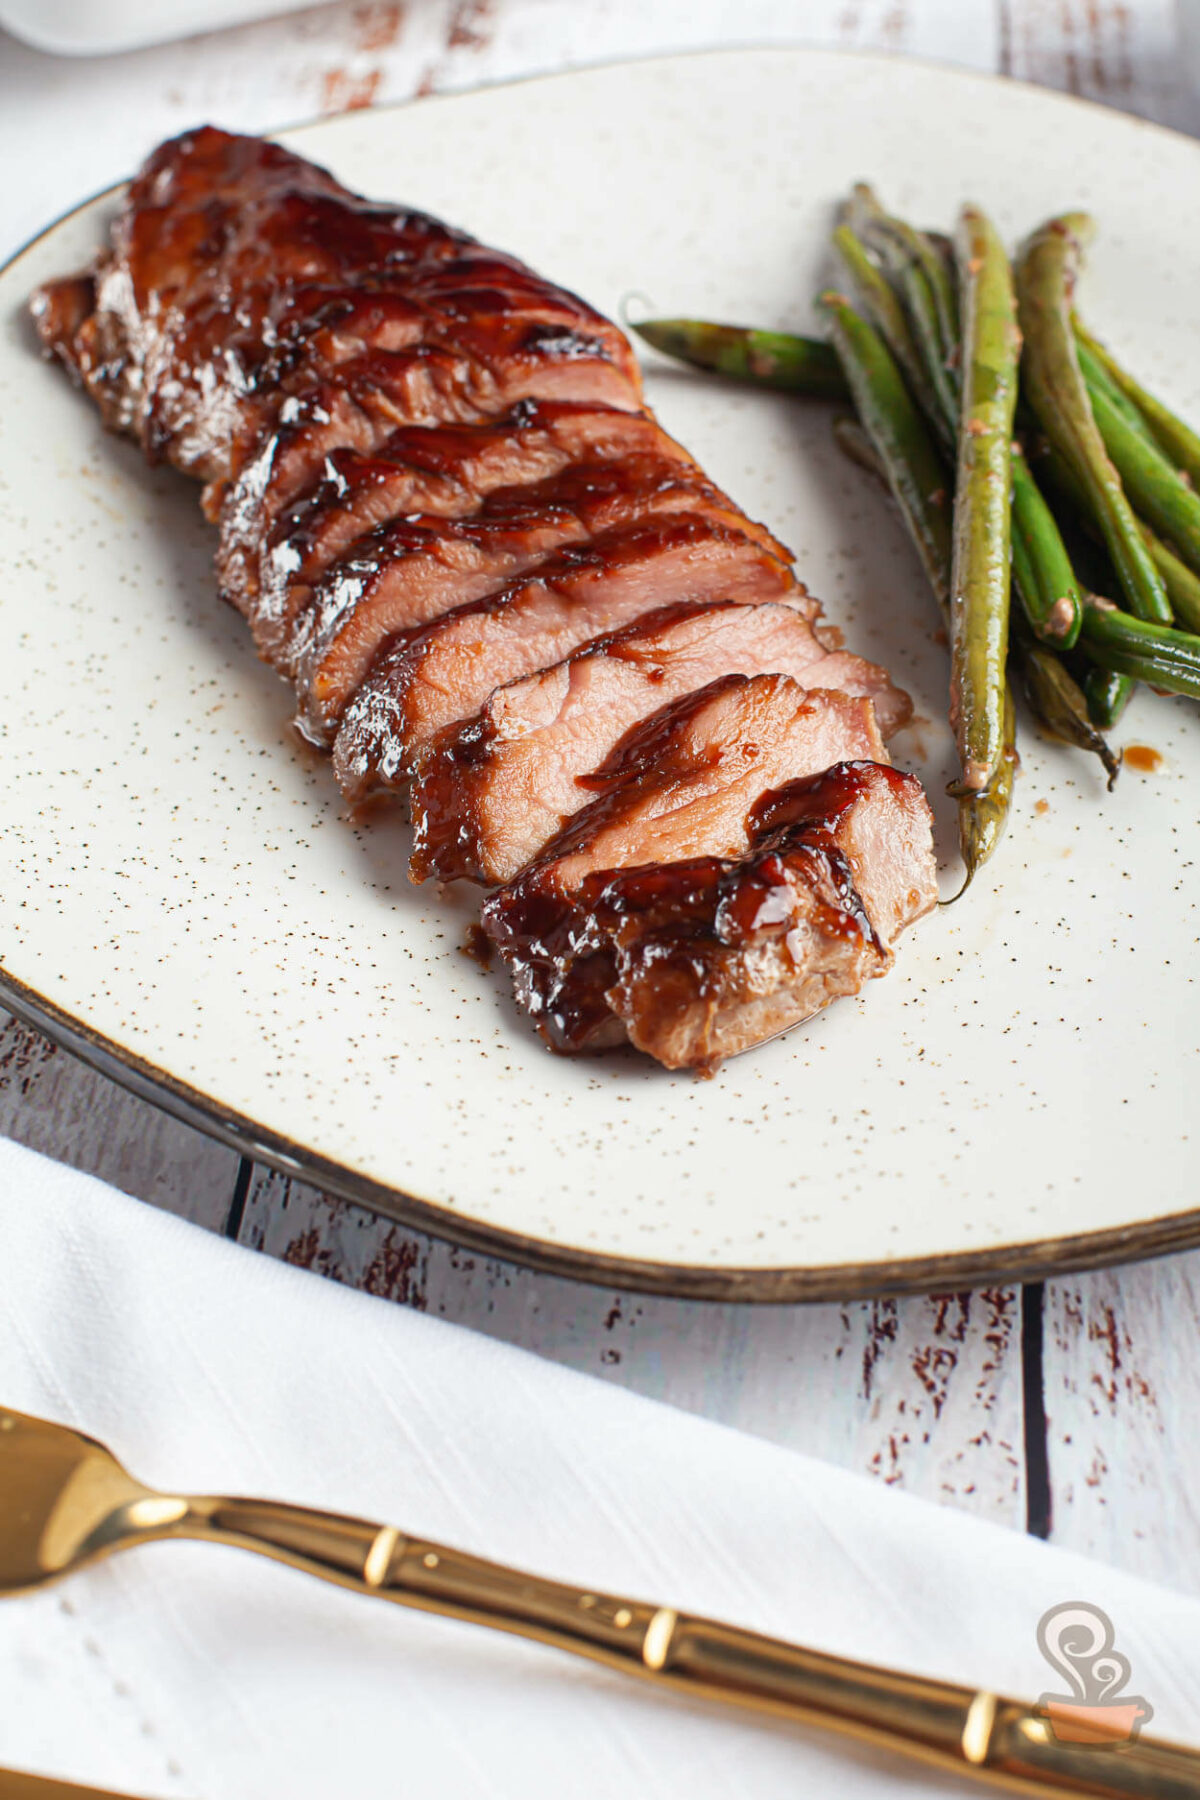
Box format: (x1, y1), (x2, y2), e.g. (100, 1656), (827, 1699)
(2, 49), (1197, 1299)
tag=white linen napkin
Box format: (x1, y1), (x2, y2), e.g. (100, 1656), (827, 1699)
(0, 1134), (1195, 1799)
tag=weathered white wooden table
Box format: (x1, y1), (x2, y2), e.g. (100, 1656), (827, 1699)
(2, 0), (1196, 1592)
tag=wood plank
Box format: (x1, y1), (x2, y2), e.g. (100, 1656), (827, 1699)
(999, 0), (1189, 129)
(1044, 1258), (1200, 1593)
(0, 1009), (238, 1229)
(239, 1170), (1026, 1525)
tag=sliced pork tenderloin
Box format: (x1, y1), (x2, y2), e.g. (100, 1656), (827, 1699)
(480, 676), (894, 1057)
(31, 127), (641, 488)
(226, 401), (701, 622)
(331, 517), (803, 796)
(286, 453), (785, 742)
(410, 600), (910, 884)
(482, 760), (936, 1066)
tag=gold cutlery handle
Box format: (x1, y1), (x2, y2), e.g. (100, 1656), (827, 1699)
(143, 1494), (1198, 1799)
(0, 1770), (153, 1800)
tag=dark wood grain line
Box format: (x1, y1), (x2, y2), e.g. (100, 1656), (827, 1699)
(224, 1156), (253, 1241)
(1021, 1281), (1052, 1539)
(996, 0), (1013, 77)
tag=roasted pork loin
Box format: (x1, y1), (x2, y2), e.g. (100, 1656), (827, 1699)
(33, 126), (936, 1071)
(410, 600), (910, 885)
(481, 759), (937, 1067)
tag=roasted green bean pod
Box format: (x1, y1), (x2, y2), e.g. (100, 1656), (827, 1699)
(1086, 379), (1200, 576)
(831, 413), (887, 481)
(1011, 627), (1119, 786)
(818, 290), (954, 609)
(630, 319), (849, 397)
(948, 206), (1021, 806)
(1027, 429), (1200, 632)
(956, 687), (1020, 892)
(1074, 317), (1200, 488)
(1016, 213), (1172, 624)
(1075, 337), (1159, 446)
(847, 184), (961, 385)
(1009, 444), (1083, 646)
(1081, 665), (1135, 730)
(1079, 598), (1200, 700)
(1141, 528), (1200, 633)
(847, 188), (961, 438)
(831, 225), (947, 440)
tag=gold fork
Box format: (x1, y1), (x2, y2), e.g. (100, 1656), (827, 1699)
(2, 1405), (1195, 1799)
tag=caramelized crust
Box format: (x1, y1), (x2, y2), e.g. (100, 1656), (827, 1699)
(410, 601), (910, 885)
(32, 126), (642, 487)
(482, 760), (937, 1067)
(332, 516), (801, 792)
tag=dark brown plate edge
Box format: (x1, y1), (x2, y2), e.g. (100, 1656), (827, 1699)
(6, 962), (1200, 1303)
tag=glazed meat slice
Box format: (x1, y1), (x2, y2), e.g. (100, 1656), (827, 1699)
(287, 454), (780, 742)
(220, 401), (704, 621)
(481, 761), (936, 1066)
(481, 677), (893, 1054)
(332, 516), (803, 796)
(410, 600), (911, 884)
(488, 675), (887, 900)
(205, 324), (638, 519)
(254, 443), (783, 680)
(210, 321), (638, 545)
(31, 127), (641, 487)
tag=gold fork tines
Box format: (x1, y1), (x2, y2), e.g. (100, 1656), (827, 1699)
(2, 1406), (1196, 1800)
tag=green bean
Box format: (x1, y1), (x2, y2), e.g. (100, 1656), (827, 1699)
(847, 184), (961, 383)
(831, 414), (887, 481)
(856, 199), (1083, 658)
(1086, 379), (1200, 576)
(835, 412), (1079, 774)
(822, 287), (1020, 891)
(1079, 596), (1200, 699)
(1011, 627), (1119, 786)
(1016, 214), (1172, 624)
(944, 205), (1022, 887)
(948, 207), (1020, 790)
(956, 687), (1019, 893)
(1009, 444), (1083, 646)
(1027, 430), (1200, 631)
(1141, 528), (1200, 633)
(1074, 316), (1200, 488)
(1082, 665), (1135, 730)
(831, 225), (946, 440)
(847, 189), (961, 437)
(818, 291), (953, 609)
(629, 319), (849, 397)
(1076, 338), (1159, 446)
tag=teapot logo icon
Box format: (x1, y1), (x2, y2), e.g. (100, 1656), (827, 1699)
(1036, 1602), (1153, 1745)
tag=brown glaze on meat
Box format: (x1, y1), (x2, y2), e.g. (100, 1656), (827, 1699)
(482, 759), (936, 1066)
(32, 127), (935, 1071)
(517, 676), (887, 894)
(288, 454), (788, 743)
(410, 601), (910, 885)
(31, 127), (641, 488)
(222, 402), (705, 622)
(331, 516), (802, 793)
